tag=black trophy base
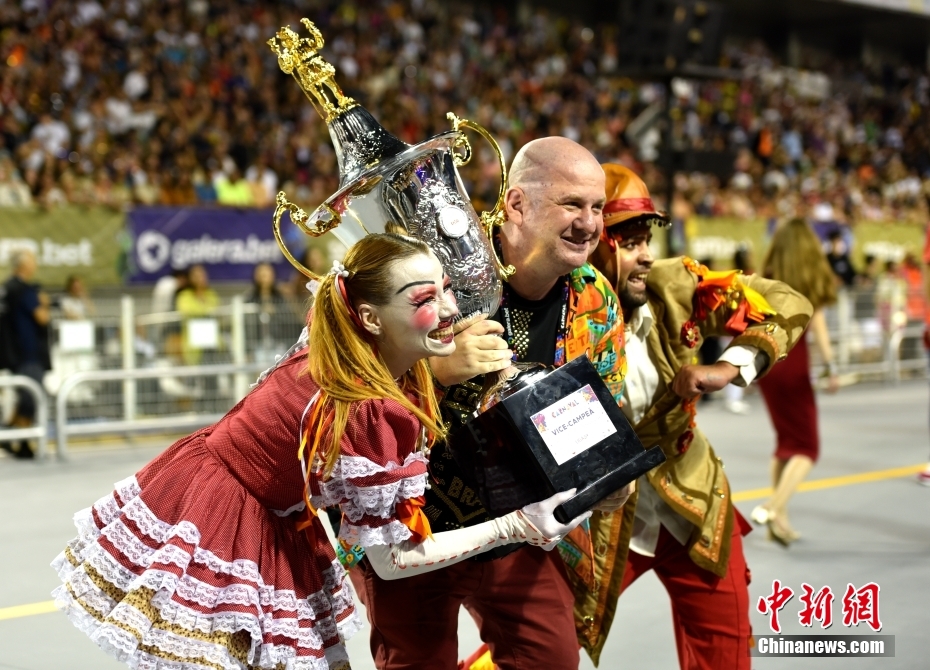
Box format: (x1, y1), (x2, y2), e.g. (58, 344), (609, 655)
(451, 356), (667, 524)
(553, 444), (666, 524)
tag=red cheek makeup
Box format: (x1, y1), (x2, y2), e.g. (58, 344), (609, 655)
(412, 304), (438, 330)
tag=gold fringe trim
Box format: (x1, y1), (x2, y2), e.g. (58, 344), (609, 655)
(64, 561), (329, 670)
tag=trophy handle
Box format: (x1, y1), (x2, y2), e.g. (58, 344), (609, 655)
(273, 191), (342, 279)
(447, 113), (516, 280)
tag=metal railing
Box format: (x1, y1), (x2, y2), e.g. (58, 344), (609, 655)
(888, 324), (927, 382)
(0, 375), (49, 459)
(3, 284), (921, 460)
(46, 293), (306, 437)
(54, 363), (268, 459)
(819, 286), (927, 383)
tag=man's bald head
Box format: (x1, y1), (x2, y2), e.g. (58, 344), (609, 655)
(501, 137), (606, 298)
(508, 137), (602, 193)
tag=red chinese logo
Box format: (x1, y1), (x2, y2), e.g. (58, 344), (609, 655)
(758, 580), (883, 632)
(842, 582), (882, 632)
(757, 580), (794, 633)
(798, 584), (834, 629)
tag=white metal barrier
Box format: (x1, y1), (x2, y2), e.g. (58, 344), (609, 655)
(38, 287), (924, 459)
(45, 293), (306, 438)
(888, 324), (927, 383)
(821, 287), (926, 383)
(55, 363), (267, 459)
(0, 375), (49, 459)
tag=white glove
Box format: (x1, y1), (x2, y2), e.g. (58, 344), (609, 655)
(520, 488), (592, 549)
(592, 480), (636, 514)
(364, 489), (591, 580)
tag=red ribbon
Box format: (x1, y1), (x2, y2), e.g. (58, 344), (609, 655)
(725, 300), (751, 335)
(604, 197), (658, 215)
(337, 274), (367, 332)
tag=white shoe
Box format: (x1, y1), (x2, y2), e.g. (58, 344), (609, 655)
(725, 400), (750, 415)
(750, 505), (773, 525)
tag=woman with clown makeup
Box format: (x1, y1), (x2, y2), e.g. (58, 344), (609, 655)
(52, 232), (588, 670)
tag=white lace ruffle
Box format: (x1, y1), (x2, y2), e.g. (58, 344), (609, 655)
(71, 529), (357, 625)
(271, 500), (307, 517)
(252, 329), (309, 388)
(92, 495), (123, 529)
(315, 474), (427, 523)
(78, 489), (343, 613)
(55, 549), (360, 668)
(113, 474), (143, 505)
(53, 476), (361, 670)
(121, 496), (202, 545)
(338, 518), (413, 548)
(87, 474), (141, 529)
(66, 487), (358, 623)
(315, 452), (428, 522)
(57, 534), (358, 636)
(65, 565), (119, 614)
(327, 451), (428, 481)
(54, 583), (346, 670)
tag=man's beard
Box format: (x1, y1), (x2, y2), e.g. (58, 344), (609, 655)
(619, 283), (648, 313)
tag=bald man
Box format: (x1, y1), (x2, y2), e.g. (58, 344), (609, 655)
(352, 138), (630, 669)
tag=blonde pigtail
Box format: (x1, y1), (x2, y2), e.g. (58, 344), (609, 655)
(306, 234), (448, 477)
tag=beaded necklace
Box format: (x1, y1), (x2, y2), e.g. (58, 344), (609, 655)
(498, 277), (571, 364)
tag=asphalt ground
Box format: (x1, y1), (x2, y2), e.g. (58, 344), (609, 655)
(1, 379), (927, 670)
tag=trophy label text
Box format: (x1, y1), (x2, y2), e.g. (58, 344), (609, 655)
(530, 384), (616, 466)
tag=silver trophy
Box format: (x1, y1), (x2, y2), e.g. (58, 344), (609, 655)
(268, 19), (511, 326)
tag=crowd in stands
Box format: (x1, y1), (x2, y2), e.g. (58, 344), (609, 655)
(2, 0), (930, 224)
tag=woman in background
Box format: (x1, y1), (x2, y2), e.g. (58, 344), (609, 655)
(245, 262), (302, 363)
(753, 218), (839, 546)
(60, 275), (96, 320)
(175, 264), (220, 365)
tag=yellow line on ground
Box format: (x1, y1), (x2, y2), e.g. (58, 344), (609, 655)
(731, 463), (926, 502)
(731, 486), (775, 502)
(0, 465), (925, 623)
(0, 600), (57, 621)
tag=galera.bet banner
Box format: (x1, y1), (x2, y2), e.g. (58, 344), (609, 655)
(128, 207), (292, 283)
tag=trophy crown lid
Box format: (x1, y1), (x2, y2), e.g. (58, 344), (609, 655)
(268, 18), (357, 123)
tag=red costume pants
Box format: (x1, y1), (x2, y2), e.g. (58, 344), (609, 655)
(620, 513), (753, 670)
(356, 546), (579, 670)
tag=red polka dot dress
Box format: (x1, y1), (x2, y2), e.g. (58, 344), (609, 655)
(50, 347), (430, 670)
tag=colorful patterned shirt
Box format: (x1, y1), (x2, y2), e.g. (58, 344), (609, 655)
(562, 262), (627, 402)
